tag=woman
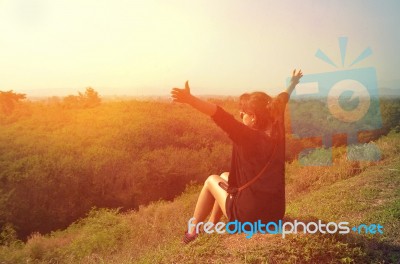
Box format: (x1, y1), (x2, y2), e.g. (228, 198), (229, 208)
(171, 70), (303, 243)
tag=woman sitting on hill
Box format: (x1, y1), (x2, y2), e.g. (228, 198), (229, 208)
(171, 70), (303, 243)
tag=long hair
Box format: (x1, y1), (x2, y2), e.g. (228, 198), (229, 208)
(239, 92), (274, 130)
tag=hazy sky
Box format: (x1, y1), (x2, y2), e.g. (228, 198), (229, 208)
(0, 0), (399, 97)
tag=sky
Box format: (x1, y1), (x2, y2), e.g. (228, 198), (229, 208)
(0, 0), (399, 97)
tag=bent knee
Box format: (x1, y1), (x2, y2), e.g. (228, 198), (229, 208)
(220, 172), (229, 182)
(205, 175), (221, 187)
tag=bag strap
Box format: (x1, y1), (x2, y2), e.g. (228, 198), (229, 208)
(227, 122), (280, 195)
(235, 142), (278, 193)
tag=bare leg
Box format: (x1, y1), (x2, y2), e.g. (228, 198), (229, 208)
(208, 201), (223, 224)
(188, 173), (229, 235)
(208, 172), (229, 224)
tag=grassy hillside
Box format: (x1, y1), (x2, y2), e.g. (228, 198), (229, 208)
(0, 131), (399, 263)
(1, 96), (398, 240)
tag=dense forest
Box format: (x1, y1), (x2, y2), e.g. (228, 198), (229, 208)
(0, 88), (399, 240)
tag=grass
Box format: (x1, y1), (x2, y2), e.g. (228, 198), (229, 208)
(0, 131), (399, 263)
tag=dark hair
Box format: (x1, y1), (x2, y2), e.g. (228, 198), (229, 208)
(239, 92), (274, 130)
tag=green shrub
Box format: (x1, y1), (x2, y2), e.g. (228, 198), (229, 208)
(347, 143), (381, 161)
(64, 208), (131, 260)
(299, 147), (333, 166)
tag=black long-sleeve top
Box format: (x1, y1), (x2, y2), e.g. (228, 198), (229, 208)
(211, 92), (289, 222)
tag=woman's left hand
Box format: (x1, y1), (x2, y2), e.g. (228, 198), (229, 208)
(291, 69), (303, 85)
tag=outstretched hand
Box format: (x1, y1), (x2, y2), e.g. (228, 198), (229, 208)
(291, 69), (303, 85)
(171, 81), (192, 104)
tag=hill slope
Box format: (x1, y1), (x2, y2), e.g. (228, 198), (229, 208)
(0, 132), (399, 264)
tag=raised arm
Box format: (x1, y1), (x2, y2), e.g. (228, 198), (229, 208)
(171, 81), (217, 116)
(285, 69), (303, 96)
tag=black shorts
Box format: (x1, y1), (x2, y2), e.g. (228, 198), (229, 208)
(225, 192), (285, 223)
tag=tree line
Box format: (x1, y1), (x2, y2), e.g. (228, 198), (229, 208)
(0, 89), (399, 240)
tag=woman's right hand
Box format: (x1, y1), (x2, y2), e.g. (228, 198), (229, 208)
(171, 81), (217, 116)
(171, 81), (192, 104)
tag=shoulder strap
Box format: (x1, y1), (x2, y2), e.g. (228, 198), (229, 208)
(228, 141), (278, 195)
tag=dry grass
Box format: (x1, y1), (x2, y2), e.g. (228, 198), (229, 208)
(1, 132), (399, 263)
